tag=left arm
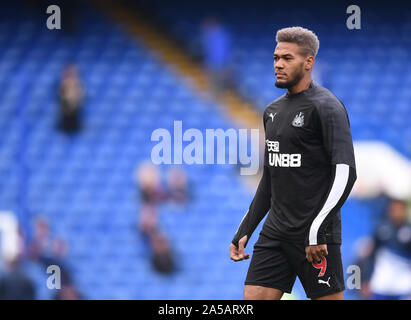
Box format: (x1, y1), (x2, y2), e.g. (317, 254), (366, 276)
(308, 163), (356, 246)
(306, 99), (357, 262)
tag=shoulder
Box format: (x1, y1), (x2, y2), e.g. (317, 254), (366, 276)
(309, 85), (348, 118)
(263, 94), (287, 116)
(309, 85), (345, 110)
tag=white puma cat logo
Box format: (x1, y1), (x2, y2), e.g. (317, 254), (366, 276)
(269, 112), (277, 122)
(318, 277), (331, 288)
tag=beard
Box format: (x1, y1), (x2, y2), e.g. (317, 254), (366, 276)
(275, 64), (304, 89)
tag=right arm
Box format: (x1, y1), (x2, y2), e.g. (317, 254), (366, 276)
(231, 163), (272, 249)
(230, 112), (272, 262)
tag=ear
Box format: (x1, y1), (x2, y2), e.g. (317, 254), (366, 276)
(304, 56), (314, 71)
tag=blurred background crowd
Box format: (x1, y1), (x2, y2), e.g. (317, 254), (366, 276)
(0, 0), (410, 299)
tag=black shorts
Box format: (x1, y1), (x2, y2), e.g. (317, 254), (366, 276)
(245, 233), (345, 299)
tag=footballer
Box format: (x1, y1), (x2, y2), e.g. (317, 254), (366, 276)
(230, 26), (357, 300)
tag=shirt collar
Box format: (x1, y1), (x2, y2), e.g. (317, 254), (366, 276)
(286, 81), (316, 98)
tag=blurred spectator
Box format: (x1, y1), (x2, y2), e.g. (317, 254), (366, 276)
(201, 17), (232, 95)
(54, 284), (83, 300)
(150, 230), (176, 274)
(136, 164), (192, 235)
(136, 162), (168, 236)
(166, 167), (191, 206)
(0, 257), (36, 300)
(29, 217), (69, 273)
(139, 205), (158, 237)
(58, 64), (84, 133)
(29, 216), (79, 297)
(29, 216), (52, 260)
(0, 220), (35, 300)
(137, 162), (168, 206)
(357, 198), (411, 300)
(29, 217), (68, 263)
(136, 163), (191, 274)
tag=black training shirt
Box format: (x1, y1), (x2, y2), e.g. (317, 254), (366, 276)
(232, 82), (357, 247)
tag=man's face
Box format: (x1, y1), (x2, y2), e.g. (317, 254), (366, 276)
(273, 42), (308, 89)
(389, 200), (408, 225)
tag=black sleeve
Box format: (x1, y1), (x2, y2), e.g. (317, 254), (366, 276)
(231, 114), (271, 248)
(307, 99), (357, 245)
(231, 165), (271, 248)
(317, 99), (356, 168)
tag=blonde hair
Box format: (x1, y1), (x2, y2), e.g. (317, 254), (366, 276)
(276, 26), (320, 57)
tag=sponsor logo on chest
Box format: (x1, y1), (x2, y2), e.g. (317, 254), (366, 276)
(266, 139), (301, 167)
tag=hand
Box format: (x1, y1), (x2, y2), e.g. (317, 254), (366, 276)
(305, 244), (328, 263)
(230, 235), (250, 262)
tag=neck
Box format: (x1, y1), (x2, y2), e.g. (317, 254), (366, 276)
(287, 75), (312, 95)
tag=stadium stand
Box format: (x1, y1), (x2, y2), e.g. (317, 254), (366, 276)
(0, 0), (256, 300)
(0, 0), (410, 299)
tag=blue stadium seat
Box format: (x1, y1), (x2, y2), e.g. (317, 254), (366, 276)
(0, 0), (409, 300)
